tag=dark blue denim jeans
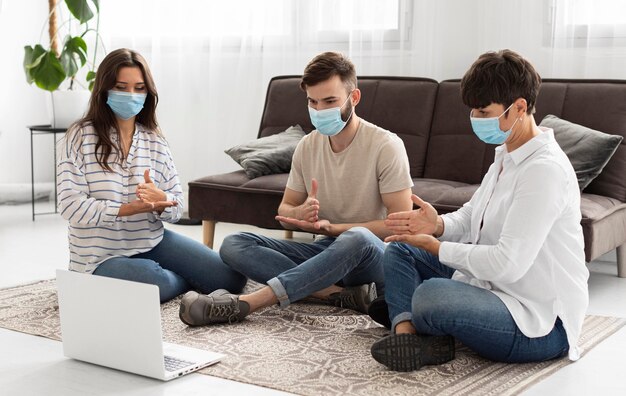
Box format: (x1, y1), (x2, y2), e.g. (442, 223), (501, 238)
(93, 229), (247, 302)
(383, 241), (569, 363)
(219, 227), (386, 307)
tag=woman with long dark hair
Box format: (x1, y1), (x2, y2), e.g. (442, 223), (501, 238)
(57, 48), (246, 302)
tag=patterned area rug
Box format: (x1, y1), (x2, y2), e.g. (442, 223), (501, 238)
(1, 279), (624, 396)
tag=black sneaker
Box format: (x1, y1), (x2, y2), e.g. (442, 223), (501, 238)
(371, 333), (455, 372)
(367, 296), (391, 329)
(179, 289), (250, 326)
(327, 282), (377, 314)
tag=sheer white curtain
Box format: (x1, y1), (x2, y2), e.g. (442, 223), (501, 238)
(407, 0), (626, 78)
(99, 0), (412, 189)
(548, 0), (626, 77)
(4, 0), (626, 191)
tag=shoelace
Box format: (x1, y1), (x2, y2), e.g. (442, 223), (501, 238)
(208, 296), (241, 324)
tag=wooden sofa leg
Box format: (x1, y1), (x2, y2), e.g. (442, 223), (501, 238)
(203, 220), (216, 249)
(617, 243), (626, 278)
(284, 230), (293, 240)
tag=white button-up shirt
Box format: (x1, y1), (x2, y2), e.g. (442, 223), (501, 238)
(439, 128), (589, 361)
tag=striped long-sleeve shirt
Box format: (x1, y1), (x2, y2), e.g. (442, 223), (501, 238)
(56, 123), (183, 273)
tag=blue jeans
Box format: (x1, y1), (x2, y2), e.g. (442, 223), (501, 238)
(219, 227), (385, 307)
(383, 242), (569, 363)
(93, 229), (247, 303)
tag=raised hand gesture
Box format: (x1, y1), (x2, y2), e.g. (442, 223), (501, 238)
(294, 178), (320, 222)
(136, 169), (167, 203)
(276, 178), (334, 234)
(384, 195), (438, 236)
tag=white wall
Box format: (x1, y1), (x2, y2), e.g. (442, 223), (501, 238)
(0, 0), (54, 187)
(2, 0), (626, 192)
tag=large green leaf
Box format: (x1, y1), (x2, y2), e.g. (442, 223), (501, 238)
(59, 36), (88, 77)
(31, 52), (67, 91)
(65, 0), (99, 24)
(23, 45), (47, 84)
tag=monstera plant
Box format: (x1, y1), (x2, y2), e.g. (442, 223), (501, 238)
(23, 0), (100, 92)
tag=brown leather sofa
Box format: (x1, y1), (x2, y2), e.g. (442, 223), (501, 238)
(189, 76), (626, 277)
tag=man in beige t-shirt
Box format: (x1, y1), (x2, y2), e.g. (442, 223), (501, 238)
(179, 52), (413, 327)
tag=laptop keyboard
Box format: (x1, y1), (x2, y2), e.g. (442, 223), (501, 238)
(164, 355), (195, 372)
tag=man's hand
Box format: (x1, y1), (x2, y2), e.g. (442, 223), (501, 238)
(275, 215), (332, 234)
(384, 195), (438, 236)
(384, 233), (441, 256)
(136, 169), (167, 203)
(293, 178), (320, 222)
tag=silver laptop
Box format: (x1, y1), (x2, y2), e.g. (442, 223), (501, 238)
(56, 269), (223, 381)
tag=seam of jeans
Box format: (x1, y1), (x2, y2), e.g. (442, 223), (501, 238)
(243, 233), (329, 263)
(396, 242), (453, 279)
(289, 241), (378, 301)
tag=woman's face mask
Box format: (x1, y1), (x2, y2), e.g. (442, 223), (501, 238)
(107, 90), (147, 120)
(308, 94), (353, 136)
(469, 103), (520, 145)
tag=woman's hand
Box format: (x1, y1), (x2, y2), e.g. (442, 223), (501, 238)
(136, 169), (167, 203)
(118, 199), (178, 217)
(384, 195), (439, 235)
(385, 233), (441, 256)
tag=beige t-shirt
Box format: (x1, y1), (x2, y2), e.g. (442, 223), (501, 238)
(286, 119), (413, 224)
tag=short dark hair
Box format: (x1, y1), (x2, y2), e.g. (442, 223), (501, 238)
(461, 49), (541, 114)
(300, 52), (357, 93)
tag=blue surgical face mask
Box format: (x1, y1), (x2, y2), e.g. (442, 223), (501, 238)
(308, 94), (353, 136)
(107, 90), (147, 120)
(470, 103), (520, 145)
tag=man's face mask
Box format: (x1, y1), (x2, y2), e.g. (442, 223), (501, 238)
(470, 103), (520, 145)
(308, 93), (354, 136)
(107, 90), (147, 120)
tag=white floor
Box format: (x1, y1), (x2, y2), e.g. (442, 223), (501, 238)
(1, 202), (625, 395)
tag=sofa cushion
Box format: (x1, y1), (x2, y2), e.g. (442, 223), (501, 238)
(225, 125), (305, 179)
(190, 171), (287, 195)
(580, 193), (626, 261)
(424, 81), (494, 185)
(412, 178), (478, 214)
(536, 81), (626, 202)
(540, 115), (624, 191)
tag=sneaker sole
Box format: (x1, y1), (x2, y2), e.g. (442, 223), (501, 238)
(371, 333), (455, 372)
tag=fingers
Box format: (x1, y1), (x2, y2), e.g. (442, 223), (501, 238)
(384, 218), (411, 227)
(275, 215), (306, 228)
(384, 234), (407, 243)
(144, 169), (153, 184)
(309, 178), (318, 198)
(384, 218), (412, 234)
(276, 215), (298, 224)
(411, 194), (428, 208)
(153, 200), (178, 209)
(386, 210), (412, 220)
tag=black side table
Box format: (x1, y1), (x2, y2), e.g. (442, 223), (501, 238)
(27, 125), (68, 221)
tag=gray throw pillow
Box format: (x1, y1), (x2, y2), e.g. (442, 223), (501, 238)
(225, 125), (306, 179)
(540, 114), (623, 190)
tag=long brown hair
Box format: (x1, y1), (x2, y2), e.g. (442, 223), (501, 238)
(73, 48), (161, 171)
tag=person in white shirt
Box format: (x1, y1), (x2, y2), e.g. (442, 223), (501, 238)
(368, 49), (589, 372)
(57, 48), (246, 302)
